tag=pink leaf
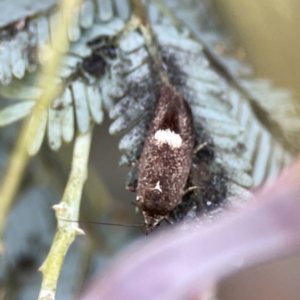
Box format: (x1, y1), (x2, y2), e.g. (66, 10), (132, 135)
(78, 159), (300, 300)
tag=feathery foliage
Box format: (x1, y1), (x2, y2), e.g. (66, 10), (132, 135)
(0, 0), (298, 299)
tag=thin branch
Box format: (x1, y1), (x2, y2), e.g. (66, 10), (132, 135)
(26, 0), (83, 154)
(0, 0), (83, 247)
(38, 128), (92, 300)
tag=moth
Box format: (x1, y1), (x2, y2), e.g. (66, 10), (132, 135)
(136, 84), (194, 234)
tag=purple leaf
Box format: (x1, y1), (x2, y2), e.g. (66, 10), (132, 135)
(78, 159), (300, 300)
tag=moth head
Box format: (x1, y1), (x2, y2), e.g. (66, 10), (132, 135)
(142, 211), (164, 235)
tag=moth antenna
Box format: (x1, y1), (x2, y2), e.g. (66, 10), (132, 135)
(130, 201), (139, 207)
(59, 218), (144, 228)
(139, 226), (146, 235)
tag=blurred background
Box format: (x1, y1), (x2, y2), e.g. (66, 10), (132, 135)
(213, 0), (300, 95)
(214, 1), (300, 298)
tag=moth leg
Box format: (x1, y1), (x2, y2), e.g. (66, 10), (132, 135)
(164, 215), (174, 225)
(193, 142), (208, 155)
(74, 62), (92, 84)
(129, 201), (141, 214)
(126, 162), (139, 192)
(183, 186), (202, 197)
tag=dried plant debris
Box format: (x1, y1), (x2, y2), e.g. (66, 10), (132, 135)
(0, 0), (296, 230)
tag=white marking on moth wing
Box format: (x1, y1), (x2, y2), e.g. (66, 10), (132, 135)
(154, 129), (182, 148)
(153, 181), (162, 193)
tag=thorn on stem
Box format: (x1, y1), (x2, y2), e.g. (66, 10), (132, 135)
(75, 228), (85, 235)
(52, 203), (65, 212)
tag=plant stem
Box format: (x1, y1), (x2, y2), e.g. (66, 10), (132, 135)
(38, 129), (92, 300)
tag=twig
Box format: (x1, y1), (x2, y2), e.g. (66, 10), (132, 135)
(0, 0), (83, 248)
(26, 0), (83, 154)
(38, 129), (92, 300)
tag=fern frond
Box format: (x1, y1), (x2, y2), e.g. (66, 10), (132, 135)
(160, 0), (296, 184)
(0, 0), (295, 218)
(106, 1), (295, 225)
(0, 18), (125, 154)
(0, 0), (132, 86)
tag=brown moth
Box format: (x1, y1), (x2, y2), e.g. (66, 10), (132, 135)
(137, 84), (194, 234)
